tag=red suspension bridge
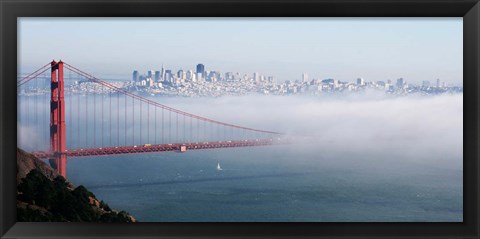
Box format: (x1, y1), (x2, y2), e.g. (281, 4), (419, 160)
(17, 61), (285, 178)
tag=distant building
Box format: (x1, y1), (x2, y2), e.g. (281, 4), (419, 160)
(208, 71), (220, 82)
(253, 72), (259, 82)
(146, 78), (154, 87)
(422, 81), (430, 87)
(154, 71), (161, 82)
(225, 72), (234, 82)
(177, 70), (184, 80)
(147, 70), (155, 79)
(322, 79), (335, 85)
(302, 73), (309, 83)
(196, 72), (203, 82)
(396, 78), (405, 89)
(357, 78), (365, 86)
(436, 79), (441, 88)
(161, 64), (165, 81)
(196, 64), (205, 78)
(186, 70), (194, 81)
(165, 70), (172, 83)
(132, 70), (139, 82)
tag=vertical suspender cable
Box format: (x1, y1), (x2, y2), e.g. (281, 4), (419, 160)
(102, 84), (104, 147)
(123, 94), (127, 146)
(132, 97), (135, 145)
(109, 89), (112, 147)
(162, 108), (164, 144)
(169, 110), (171, 143)
(176, 113), (178, 143)
(86, 84), (88, 148)
(147, 103), (150, 143)
(94, 84), (96, 147)
(117, 91), (119, 146)
(155, 106), (157, 144)
(140, 100), (142, 145)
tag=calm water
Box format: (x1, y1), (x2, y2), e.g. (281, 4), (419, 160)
(18, 94), (463, 222)
(65, 144), (462, 222)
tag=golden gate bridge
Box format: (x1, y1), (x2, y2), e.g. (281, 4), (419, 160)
(17, 61), (285, 178)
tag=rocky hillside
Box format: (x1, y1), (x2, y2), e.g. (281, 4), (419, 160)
(17, 148), (67, 185)
(17, 148), (137, 222)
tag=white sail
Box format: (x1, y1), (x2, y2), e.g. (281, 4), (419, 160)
(217, 163), (222, 170)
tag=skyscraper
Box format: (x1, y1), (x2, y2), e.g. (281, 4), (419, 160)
(177, 69), (184, 80)
(396, 78), (404, 89)
(165, 70), (172, 83)
(161, 64), (165, 81)
(302, 73), (309, 83)
(196, 64), (205, 78)
(357, 78), (365, 86)
(253, 72), (259, 82)
(154, 71), (161, 82)
(196, 72), (203, 82)
(186, 70), (194, 81)
(132, 70), (139, 82)
(147, 70), (155, 79)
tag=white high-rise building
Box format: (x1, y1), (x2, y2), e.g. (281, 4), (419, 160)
(302, 73), (309, 83)
(196, 72), (203, 82)
(253, 72), (259, 82)
(186, 70), (194, 81)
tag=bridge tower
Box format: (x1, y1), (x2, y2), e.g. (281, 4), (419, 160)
(49, 60), (67, 177)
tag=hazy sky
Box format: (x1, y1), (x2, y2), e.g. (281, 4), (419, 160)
(18, 18), (462, 85)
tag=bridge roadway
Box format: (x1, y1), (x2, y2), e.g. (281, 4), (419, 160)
(32, 138), (283, 158)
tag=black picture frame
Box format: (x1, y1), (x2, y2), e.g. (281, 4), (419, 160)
(1, 0), (479, 238)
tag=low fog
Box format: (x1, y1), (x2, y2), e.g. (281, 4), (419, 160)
(159, 92), (463, 170)
(18, 92), (462, 170)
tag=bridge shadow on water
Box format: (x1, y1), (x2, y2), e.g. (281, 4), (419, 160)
(86, 171), (321, 190)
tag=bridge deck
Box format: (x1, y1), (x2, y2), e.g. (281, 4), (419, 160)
(32, 138), (283, 158)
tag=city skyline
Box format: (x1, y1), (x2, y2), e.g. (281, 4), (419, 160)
(130, 63), (460, 87)
(19, 18), (462, 85)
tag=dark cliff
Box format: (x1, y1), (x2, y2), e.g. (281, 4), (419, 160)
(16, 148), (137, 222)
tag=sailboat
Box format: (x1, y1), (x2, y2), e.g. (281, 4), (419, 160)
(217, 163), (223, 171)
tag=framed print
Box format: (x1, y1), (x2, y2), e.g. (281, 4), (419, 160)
(1, 0), (479, 238)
